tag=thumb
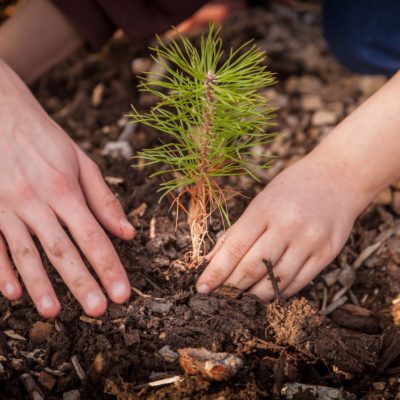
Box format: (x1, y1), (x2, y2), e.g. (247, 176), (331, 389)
(75, 147), (136, 240)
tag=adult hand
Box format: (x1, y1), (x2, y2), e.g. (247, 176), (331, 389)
(0, 60), (135, 318)
(196, 153), (367, 300)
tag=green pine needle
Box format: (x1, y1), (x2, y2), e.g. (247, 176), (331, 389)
(130, 25), (276, 229)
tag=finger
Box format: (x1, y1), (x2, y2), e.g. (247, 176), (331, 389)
(281, 255), (330, 299)
(53, 198), (131, 304)
(75, 148), (136, 241)
(205, 232), (227, 261)
(18, 204), (108, 317)
(224, 229), (287, 291)
(248, 247), (311, 300)
(0, 212), (60, 318)
(197, 197), (269, 293)
(0, 233), (22, 300)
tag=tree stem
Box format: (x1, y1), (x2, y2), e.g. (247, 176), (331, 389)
(188, 70), (216, 264)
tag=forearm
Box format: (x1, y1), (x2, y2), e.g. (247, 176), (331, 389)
(0, 0), (83, 83)
(310, 71), (400, 207)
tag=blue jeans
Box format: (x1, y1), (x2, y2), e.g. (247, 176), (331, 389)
(323, 0), (400, 76)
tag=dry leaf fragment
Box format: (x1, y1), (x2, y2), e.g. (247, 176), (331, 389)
(4, 330), (26, 341)
(178, 348), (243, 381)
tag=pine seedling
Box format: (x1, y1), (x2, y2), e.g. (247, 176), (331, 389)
(130, 26), (276, 266)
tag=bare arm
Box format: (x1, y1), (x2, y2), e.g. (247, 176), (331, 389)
(198, 71), (400, 299)
(0, 0), (83, 83)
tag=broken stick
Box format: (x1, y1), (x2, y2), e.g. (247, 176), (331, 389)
(264, 259), (284, 304)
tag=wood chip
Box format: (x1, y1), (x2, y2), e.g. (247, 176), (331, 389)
(71, 355), (86, 381)
(178, 348), (243, 381)
(91, 83), (105, 107)
(281, 383), (356, 399)
(20, 373), (45, 400)
(79, 316), (102, 326)
(37, 371), (56, 391)
(104, 176), (125, 185)
(4, 330), (26, 341)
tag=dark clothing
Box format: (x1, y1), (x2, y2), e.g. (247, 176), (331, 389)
(52, 0), (400, 76)
(51, 0), (207, 50)
(323, 0), (400, 76)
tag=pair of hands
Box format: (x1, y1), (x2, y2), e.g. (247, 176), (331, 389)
(0, 60), (362, 318)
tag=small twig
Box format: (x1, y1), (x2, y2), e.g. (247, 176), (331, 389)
(131, 286), (152, 298)
(133, 375), (183, 390)
(71, 355), (86, 381)
(264, 259), (284, 304)
(321, 296), (348, 316)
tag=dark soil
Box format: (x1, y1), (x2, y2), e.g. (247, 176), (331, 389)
(1, 2), (400, 399)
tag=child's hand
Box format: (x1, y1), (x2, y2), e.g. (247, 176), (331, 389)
(196, 154), (367, 299)
(0, 60), (135, 318)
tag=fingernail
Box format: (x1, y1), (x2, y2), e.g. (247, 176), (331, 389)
(197, 283), (211, 294)
(4, 282), (17, 296)
(40, 295), (56, 310)
(120, 219), (135, 233)
(86, 292), (104, 309)
(111, 282), (128, 298)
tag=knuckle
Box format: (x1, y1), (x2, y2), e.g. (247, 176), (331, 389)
(82, 229), (104, 247)
(103, 191), (122, 210)
(48, 239), (70, 260)
(14, 245), (39, 262)
(225, 240), (246, 260)
(48, 171), (75, 197)
(72, 276), (86, 289)
(280, 204), (304, 230)
(240, 262), (263, 282)
(302, 224), (326, 243)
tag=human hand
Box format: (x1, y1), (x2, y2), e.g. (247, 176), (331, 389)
(196, 153), (369, 300)
(0, 60), (135, 318)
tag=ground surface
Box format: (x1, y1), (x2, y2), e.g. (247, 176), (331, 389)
(1, 2), (400, 399)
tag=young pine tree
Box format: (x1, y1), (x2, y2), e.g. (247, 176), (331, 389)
(130, 26), (276, 266)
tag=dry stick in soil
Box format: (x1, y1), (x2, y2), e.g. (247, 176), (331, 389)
(130, 25), (276, 266)
(264, 259), (284, 304)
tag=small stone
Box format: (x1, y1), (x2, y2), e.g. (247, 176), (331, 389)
(392, 191), (400, 214)
(373, 188), (392, 205)
(357, 76), (387, 96)
(30, 322), (53, 344)
(159, 345), (179, 362)
(372, 381), (386, 391)
(123, 328), (141, 346)
(63, 390), (80, 400)
(38, 371), (56, 391)
(146, 298), (174, 314)
(91, 83), (105, 107)
(322, 268), (341, 287)
(311, 110), (337, 126)
(131, 57), (152, 76)
(300, 94), (322, 111)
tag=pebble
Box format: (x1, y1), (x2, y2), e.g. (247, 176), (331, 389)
(38, 371), (56, 391)
(91, 83), (105, 107)
(63, 390), (80, 400)
(311, 110), (337, 126)
(300, 94), (322, 111)
(393, 191), (400, 214)
(372, 381), (386, 391)
(131, 57), (153, 76)
(159, 345), (179, 362)
(357, 76), (387, 96)
(373, 188), (392, 205)
(124, 328), (141, 346)
(29, 322), (53, 345)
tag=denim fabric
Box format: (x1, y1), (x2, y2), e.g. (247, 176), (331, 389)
(322, 0), (400, 76)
